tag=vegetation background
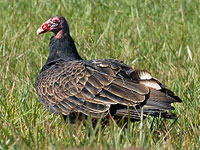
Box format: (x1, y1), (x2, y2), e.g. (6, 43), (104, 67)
(0, 0), (199, 149)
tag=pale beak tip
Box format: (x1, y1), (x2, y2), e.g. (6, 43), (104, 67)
(36, 28), (43, 35)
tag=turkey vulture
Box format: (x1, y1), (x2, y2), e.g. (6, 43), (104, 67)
(35, 16), (182, 124)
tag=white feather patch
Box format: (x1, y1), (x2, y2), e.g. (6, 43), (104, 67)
(140, 80), (161, 90)
(139, 71), (152, 80)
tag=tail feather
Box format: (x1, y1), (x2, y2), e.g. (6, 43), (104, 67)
(115, 107), (177, 121)
(144, 100), (174, 110)
(113, 87), (182, 121)
(144, 88), (182, 110)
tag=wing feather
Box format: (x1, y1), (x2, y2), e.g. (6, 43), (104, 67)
(36, 59), (181, 120)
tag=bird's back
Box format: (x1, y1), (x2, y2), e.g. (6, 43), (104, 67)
(35, 59), (182, 121)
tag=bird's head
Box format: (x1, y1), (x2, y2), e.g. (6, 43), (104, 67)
(37, 16), (69, 37)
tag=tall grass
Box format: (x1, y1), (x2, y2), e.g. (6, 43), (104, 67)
(0, 0), (199, 149)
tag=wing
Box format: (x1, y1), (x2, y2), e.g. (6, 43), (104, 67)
(35, 59), (148, 118)
(35, 59), (182, 119)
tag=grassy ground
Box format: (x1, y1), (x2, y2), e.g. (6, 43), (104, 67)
(0, 0), (199, 149)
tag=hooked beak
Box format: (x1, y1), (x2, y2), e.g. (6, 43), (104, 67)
(37, 28), (45, 35)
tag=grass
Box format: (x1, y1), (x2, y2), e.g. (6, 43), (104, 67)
(0, 0), (199, 149)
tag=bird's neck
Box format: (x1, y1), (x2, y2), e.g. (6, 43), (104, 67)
(42, 33), (82, 71)
(54, 29), (65, 39)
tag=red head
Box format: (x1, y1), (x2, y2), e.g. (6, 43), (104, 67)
(37, 16), (69, 37)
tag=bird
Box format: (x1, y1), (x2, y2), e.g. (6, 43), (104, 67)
(35, 16), (182, 125)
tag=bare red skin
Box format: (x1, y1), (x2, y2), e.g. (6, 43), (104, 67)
(37, 16), (64, 38)
(54, 30), (64, 39)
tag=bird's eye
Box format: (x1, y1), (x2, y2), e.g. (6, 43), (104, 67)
(50, 20), (59, 27)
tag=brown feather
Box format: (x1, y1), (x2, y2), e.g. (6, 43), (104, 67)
(36, 59), (182, 121)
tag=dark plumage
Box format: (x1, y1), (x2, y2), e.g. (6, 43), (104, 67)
(35, 16), (182, 124)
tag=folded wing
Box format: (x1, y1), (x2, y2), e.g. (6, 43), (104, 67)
(35, 59), (182, 120)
